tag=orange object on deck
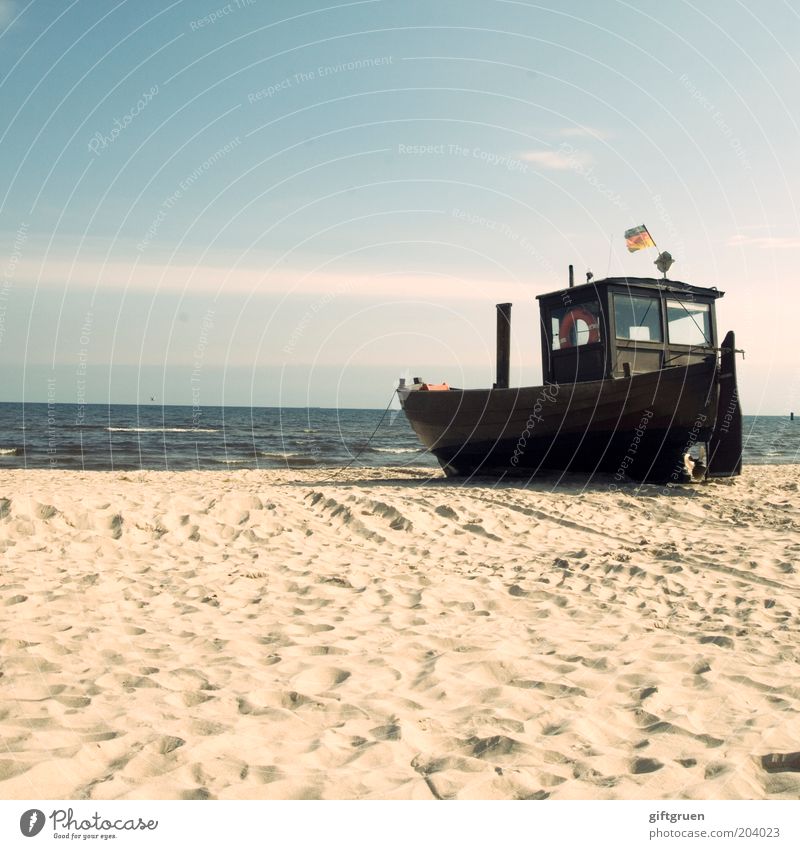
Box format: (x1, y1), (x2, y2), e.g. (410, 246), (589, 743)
(420, 382), (450, 391)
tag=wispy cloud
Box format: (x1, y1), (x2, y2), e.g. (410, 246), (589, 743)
(0, 0), (17, 28)
(728, 234), (800, 249)
(14, 256), (531, 301)
(520, 148), (593, 170)
(559, 126), (610, 140)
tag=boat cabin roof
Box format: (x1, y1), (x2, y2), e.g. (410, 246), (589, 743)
(536, 276), (724, 303)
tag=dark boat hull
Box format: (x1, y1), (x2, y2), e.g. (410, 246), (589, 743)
(399, 359), (719, 482)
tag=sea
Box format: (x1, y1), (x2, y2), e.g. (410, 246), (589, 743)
(0, 403), (796, 472)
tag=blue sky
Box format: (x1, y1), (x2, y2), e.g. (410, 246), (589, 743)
(0, 0), (798, 411)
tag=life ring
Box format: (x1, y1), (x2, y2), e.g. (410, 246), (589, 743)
(559, 307), (600, 348)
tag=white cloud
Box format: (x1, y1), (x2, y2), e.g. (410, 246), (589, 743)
(520, 149), (593, 170)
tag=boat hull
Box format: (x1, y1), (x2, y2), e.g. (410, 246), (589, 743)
(399, 359), (719, 482)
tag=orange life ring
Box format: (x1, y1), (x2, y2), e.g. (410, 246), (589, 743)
(559, 307), (600, 348)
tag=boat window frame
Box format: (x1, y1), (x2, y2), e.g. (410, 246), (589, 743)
(548, 299), (603, 352)
(665, 297), (714, 348)
(612, 292), (664, 344)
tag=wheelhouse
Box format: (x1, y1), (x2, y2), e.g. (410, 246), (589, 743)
(536, 277), (723, 384)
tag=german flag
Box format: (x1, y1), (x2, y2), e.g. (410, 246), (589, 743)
(624, 225), (656, 253)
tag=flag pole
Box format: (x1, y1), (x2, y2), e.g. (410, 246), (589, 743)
(643, 223), (658, 252)
(642, 224), (670, 278)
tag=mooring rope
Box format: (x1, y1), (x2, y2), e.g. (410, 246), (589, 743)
(317, 388), (399, 483)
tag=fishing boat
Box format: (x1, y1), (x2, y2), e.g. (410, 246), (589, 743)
(398, 264), (742, 483)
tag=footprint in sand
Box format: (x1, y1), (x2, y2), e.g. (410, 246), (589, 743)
(434, 505), (458, 521)
(291, 667), (351, 693)
(462, 523), (502, 542)
(32, 502), (58, 520)
(630, 757), (664, 774)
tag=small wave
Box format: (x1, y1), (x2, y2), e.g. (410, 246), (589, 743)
(290, 439), (340, 450)
(347, 444), (421, 455)
(260, 451), (319, 467)
(260, 451), (303, 460)
(106, 426), (220, 433)
(0, 447), (19, 455)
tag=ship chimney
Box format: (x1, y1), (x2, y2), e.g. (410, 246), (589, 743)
(568, 264), (574, 288)
(495, 303), (512, 389)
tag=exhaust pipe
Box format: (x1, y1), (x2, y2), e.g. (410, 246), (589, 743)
(495, 302), (512, 389)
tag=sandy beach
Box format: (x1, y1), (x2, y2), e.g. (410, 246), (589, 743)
(0, 465), (798, 800)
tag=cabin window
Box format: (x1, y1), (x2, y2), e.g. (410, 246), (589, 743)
(549, 301), (601, 350)
(613, 294), (662, 342)
(667, 299), (712, 346)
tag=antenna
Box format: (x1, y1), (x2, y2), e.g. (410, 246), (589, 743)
(654, 251), (675, 279)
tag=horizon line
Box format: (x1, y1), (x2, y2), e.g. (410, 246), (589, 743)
(0, 400), (791, 417)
